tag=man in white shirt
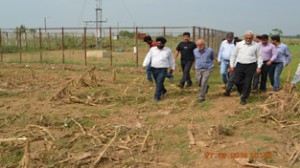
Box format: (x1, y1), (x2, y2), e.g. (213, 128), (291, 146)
(230, 31), (263, 105)
(217, 32), (235, 87)
(143, 37), (175, 101)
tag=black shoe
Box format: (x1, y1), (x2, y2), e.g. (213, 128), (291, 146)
(251, 89), (258, 93)
(240, 100), (247, 105)
(198, 99), (205, 103)
(260, 89), (267, 93)
(177, 84), (184, 89)
(223, 91), (230, 96)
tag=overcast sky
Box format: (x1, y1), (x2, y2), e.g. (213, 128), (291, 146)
(0, 0), (299, 36)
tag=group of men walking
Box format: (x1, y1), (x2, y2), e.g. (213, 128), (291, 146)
(143, 30), (293, 105)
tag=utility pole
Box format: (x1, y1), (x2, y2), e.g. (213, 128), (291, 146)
(84, 0), (107, 49)
(96, 0), (103, 48)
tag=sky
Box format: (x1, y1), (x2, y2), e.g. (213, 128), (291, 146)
(0, 0), (299, 36)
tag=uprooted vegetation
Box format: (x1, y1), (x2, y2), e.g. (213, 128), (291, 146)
(0, 64), (299, 168)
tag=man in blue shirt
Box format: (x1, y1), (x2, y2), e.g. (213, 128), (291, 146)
(217, 32), (235, 87)
(269, 35), (291, 91)
(193, 39), (214, 102)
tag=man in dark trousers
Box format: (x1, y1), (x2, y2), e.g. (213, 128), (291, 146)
(143, 37), (175, 101)
(174, 32), (197, 88)
(230, 31), (263, 105)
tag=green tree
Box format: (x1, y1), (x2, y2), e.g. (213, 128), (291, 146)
(119, 30), (134, 38)
(270, 28), (283, 37)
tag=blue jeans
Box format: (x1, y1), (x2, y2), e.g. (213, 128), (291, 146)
(151, 68), (167, 100)
(165, 73), (173, 79)
(220, 59), (229, 84)
(269, 62), (284, 91)
(147, 64), (172, 81)
(146, 64), (153, 81)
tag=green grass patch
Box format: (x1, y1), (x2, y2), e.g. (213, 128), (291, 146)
(0, 91), (19, 98)
(252, 135), (276, 142)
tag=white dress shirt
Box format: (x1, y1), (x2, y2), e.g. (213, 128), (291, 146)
(230, 40), (263, 68)
(143, 46), (175, 70)
(217, 40), (235, 61)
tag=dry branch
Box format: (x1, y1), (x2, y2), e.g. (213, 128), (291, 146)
(136, 160), (171, 167)
(20, 141), (30, 168)
(71, 118), (87, 135)
(140, 128), (151, 153)
(26, 125), (55, 141)
(0, 136), (27, 142)
(93, 127), (120, 167)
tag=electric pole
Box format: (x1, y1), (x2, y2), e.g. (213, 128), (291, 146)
(84, 0), (107, 49)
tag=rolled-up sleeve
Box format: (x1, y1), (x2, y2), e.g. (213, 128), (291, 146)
(143, 51), (151, 67)
(168, 51), (175, 70)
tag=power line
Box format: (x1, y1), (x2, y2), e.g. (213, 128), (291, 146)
(120, 0), (135, 25)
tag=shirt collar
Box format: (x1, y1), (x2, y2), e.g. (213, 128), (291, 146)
(198, 47), (206, 53)
(243, 40), (254, 46)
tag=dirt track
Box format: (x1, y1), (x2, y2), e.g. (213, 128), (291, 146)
(0, 63), (299, 168)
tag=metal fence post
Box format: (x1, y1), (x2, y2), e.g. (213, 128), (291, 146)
(39, 28), (43, 63)
(62, 27), (65, 64)
(19, 28), (22, 63)
(47, 33), (50, 50)
(192, 26), (196, 42)
(109, 27), (113, 66)
(203, 28), (206, 43)
(0, 29), (2, 62)
(208, 29), (211, 48)
(84, 27), (87, 65)
(135, 27), (139, 67)
(163, 26), (166, 37)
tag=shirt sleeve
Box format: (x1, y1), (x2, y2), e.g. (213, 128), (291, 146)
(285, 46), (291, 65)
(142, 50), (151, 67)
(217, 42), (223, 62)
(176, 42), (181, 51)
(168, 50), (176, 70)
(270, 45), (277, 62)
(230, 44), (238, 68)
(256, 46), (263, 69)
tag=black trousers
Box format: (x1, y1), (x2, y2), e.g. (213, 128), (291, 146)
(234, 62), (257, 102)
(252, 61), (271, 91)
(180, 60), (193, 86)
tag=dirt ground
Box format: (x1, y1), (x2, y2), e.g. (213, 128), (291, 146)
(0, 63), (299, 168)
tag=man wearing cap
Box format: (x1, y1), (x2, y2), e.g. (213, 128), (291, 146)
(143, 37), (175, 101)
(230, 31), (263, 105)
(217, 32), (235, 87)
(194, 39), (214, 102)
(174, 32), (197, 88)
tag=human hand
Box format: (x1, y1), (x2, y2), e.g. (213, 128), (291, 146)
(256, 68), (261, 74)
(266, 61), (272, 66)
